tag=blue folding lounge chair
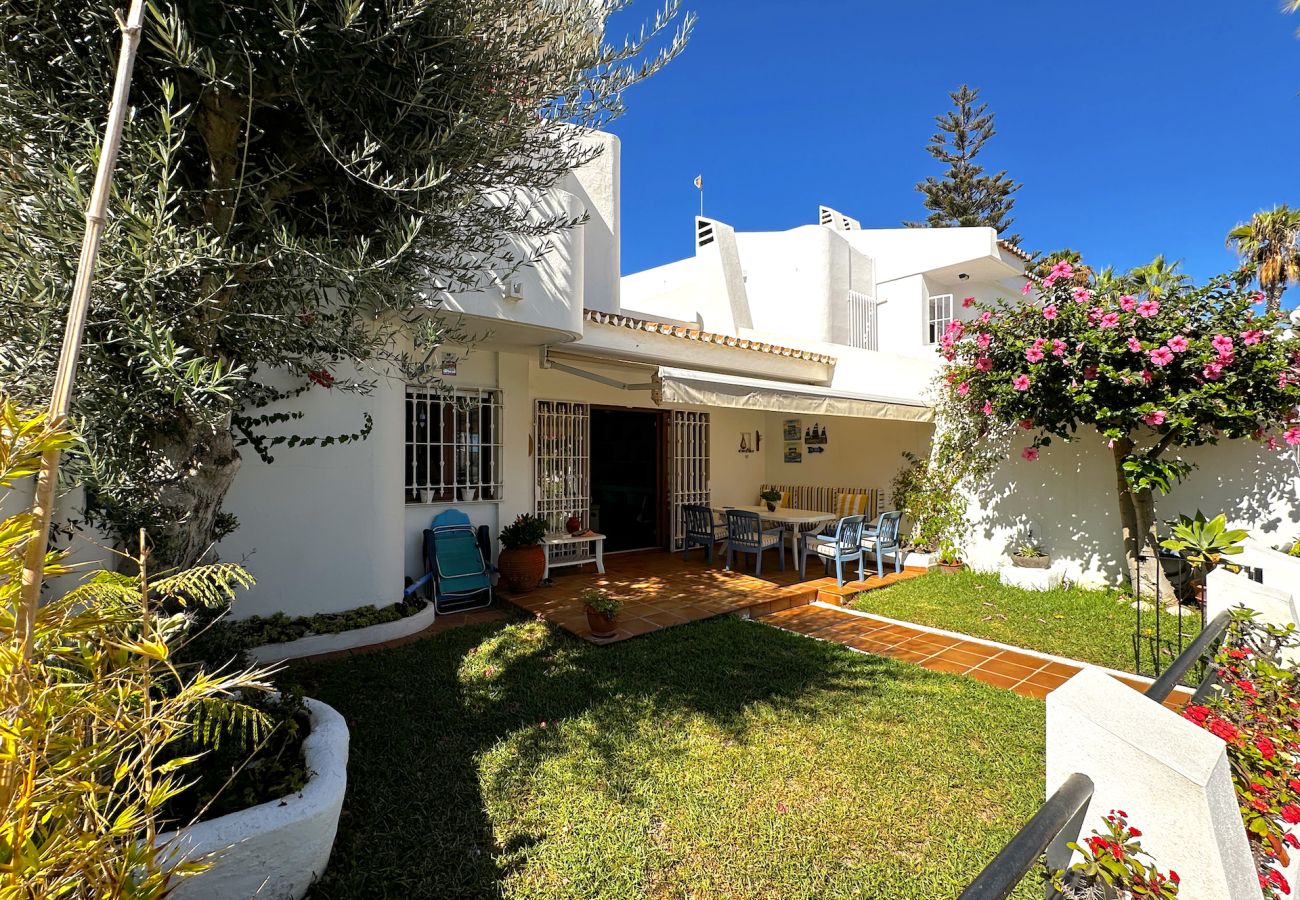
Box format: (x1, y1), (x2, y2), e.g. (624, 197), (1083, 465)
(424, 509), (493, 613)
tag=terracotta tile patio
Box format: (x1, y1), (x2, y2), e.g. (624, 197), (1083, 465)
(761, 604), (1192, 708)
(500, 548), (924, 644)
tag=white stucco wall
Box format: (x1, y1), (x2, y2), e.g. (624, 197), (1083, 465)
(559, 129), (620, 313)
(961, 428), (1300, 587)
(762, 412), (933, 502)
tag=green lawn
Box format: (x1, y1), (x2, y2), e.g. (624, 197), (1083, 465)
(293, 615), (1046, 900)
(853, 570), (1201, 674)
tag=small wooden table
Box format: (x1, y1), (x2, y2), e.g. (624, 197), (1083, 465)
(718, 506), (836, 562)
(542, 531), (606, 580)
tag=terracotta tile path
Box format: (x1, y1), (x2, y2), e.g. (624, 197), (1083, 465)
(761, 603), (1192, 708)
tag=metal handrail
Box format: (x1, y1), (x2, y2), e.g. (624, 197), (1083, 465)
(1145, 610), (1231, 703)
(961, 610), (1234, 899)
(957, 773), (1094, 900)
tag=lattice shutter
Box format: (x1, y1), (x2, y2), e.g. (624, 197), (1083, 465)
(668, 411), (710, 550)
(534, 400), (590, 561)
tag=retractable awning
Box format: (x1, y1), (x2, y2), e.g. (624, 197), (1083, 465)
(654, 366), (934, 424)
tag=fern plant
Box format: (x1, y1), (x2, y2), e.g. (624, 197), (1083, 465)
(0, 397), (277, 897)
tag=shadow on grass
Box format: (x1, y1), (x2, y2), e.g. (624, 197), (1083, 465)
(293, 613), (1041, 899)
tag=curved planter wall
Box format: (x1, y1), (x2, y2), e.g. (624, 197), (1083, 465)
(248, 601), (439, 664)
(157, 697), (349, 900)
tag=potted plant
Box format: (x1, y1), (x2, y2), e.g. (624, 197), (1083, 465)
(937, 540), (965, 574)
(1010, 538), (1051, 569)
(498, 514), (549, 593)
(582, 589), (622, 638)
(760, 489), (783, 513)
(1159, 511), (1248, 603)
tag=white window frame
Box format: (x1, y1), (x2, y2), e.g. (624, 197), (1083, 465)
(926, 293), (955, 345)
(404, 386), (503, 503)
(847, 289), (878, 351)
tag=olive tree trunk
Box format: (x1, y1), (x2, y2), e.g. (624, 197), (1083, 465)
(144, 414), (241, 572)
(1110, 437), (1176, 603)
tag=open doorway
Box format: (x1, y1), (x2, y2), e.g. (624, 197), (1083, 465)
(589, 407), (664, 552)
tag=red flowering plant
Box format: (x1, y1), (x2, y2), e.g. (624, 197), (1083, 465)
(942, 262), (1300, 595)
(1183, 609), (1300, 898)
(1053, 810), (1180, 899)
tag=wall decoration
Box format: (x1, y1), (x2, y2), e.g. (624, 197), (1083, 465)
(783, 443), (802, 464)
(807, 446), (825, 454)
(804, 423), (828, 445)
(755, 430), (762, 452)
(440, 353), (459, 377)
(738, 432), (753, 454)
(783, 419), (801, 441)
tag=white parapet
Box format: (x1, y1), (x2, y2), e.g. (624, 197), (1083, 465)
(1046, 668), (1262, 900)
(1206, 568), (1300, 667)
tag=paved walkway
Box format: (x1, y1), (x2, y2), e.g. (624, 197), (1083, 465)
(762, 603), (1190, 708)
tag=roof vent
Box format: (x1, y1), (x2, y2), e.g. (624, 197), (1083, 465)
(696, 218), (716, 248)
(818, 205), (860, 232)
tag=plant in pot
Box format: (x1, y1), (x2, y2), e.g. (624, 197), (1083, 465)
(582, 589), (622, 639)
(760, 489), (783, 513)
(1159, 511), (1247, 604)
(1010, 535), (1051, 569)
(498, 513), (549, 593)
(937, 540), (965, 574)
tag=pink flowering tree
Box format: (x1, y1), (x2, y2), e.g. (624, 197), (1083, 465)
(942, 260), (1300, 592)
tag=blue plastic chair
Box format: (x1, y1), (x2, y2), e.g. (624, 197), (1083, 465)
(725, 509), (785, 577)
(682, 504), (727, 563)
(861, 511), (904, 580)
(800, 515), (866, 587)
(423, 509), (493, 613)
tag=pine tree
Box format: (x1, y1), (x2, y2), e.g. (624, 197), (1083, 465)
(907, 85), (1021, 244)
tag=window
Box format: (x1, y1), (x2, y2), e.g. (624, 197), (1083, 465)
(847, 289), (877, 351)
(405, 387), (503, 502)
(927, 293), (954, 344)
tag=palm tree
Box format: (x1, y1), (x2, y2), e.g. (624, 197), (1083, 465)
(1226, 205), (1300, 316)
(1126, 254), (1190, 300)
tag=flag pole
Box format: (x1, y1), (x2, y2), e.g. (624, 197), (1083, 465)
(15, 0), (148, 659)
(694, 174), (704, 218)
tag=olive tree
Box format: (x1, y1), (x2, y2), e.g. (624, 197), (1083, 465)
(0, 0), (690, 566)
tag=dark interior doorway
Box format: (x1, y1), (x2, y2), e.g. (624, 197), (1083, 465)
(590, 407), (663, 552)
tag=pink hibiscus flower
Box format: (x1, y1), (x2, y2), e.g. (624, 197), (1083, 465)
(1141, 369), (1154, 383)
(1286, 427), (1300, 447)
(1043, 305), (1058, 320)
(1127, 337), (1143, 353)
(1021, 281), (1033, 295)
(1026, 346), (1045, 363)
(1202, 361), (1224, 380)
(962, 296), (976, 308)
(1083, 365), (1099, 380)
(976, 332), (992, 350)
(975, 355), (993, 371)
(1099, 312), (1120, 328)
(1212, 334), (1234, 356)
(1021, 447), (1040, 461)
(1142, 411), (1167, 426)
(979, 310), (993, 323)
(982, 400), (994, 415)
(1241, 330), (1264, 346)
(957, 381), (971, 397)
(1148, 346), (1174, 367)
(1051, 339), (1068, 357)
(1167, 335), (1189, 353)
(1013, 374), (1031, 391)
(1136, 299), (1160, 318)
(1253, 291), (1267, 305)
(1072, 287), (1093, 304)
(1118, 295), (1137, 312)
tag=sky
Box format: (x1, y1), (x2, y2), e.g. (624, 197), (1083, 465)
(605, 1), (1300, 294)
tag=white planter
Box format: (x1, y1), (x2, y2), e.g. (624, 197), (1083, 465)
(157, 697), (349, 900)
(999, 562), (1065, 592)
(900, 550), (937, 571)
(247, 601), (437, 664)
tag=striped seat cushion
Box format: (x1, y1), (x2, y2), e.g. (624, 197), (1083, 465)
(833, 492), (871, 519)
(760, 484), (881, 519)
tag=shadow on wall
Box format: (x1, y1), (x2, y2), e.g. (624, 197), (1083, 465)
(963, 429), (1300, 587)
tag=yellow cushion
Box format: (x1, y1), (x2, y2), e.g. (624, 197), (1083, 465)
(833, 492), (870, 519)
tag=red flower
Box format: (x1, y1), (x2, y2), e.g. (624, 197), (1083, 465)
(1282, 803), (1300, 824)
(1184, 705), (1211, 725)
(308, 369), (335, 389)
(1257, 737), (1278, 760)
(1208, 716), (1240, 743)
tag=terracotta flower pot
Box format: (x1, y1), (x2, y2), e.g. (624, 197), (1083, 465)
(498, 545), (546, 593)
(586, 609), (618, 638)
(938, 562), (965, 575)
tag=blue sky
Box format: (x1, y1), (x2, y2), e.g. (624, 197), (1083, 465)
(606, 1), (1300, 292)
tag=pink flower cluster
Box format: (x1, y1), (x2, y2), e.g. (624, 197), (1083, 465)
(1041, 261), (1074, 288)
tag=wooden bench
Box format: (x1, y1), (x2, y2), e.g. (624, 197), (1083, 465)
(542, 531), (605, 580)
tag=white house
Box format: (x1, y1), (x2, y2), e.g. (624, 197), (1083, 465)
(214, 130), (1300, 618)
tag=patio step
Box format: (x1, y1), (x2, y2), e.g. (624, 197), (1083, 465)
(809, 568), (926, 606)
(759, 603), (1192, 708)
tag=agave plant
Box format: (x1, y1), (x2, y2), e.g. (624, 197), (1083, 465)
(1159, 511), (1248, 575)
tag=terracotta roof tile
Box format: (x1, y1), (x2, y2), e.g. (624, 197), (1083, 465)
(583, 309), (837, 365)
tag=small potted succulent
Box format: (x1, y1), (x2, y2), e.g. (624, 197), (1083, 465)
(497, 514), (549, 593)
(760, 489), (783, 513)
(582, 589), (622, 639)
(1010, 538), (1051, 569)
(937, 540), (965, 575)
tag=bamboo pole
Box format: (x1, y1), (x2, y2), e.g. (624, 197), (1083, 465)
(15, 0), (148, 659)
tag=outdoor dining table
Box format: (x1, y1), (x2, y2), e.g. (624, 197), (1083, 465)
(718, 505), (837, 564)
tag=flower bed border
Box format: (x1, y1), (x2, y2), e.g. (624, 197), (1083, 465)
(247, 601), (439, 663)
(157, 697), (349, 900)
